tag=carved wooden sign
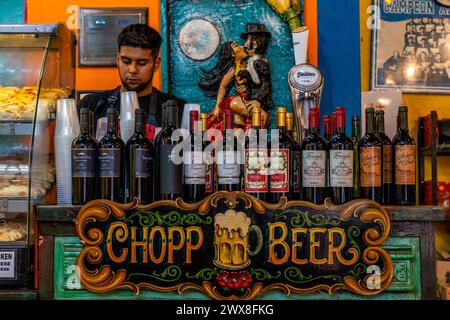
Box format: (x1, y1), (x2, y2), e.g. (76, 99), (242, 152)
(75, 192), (394, 300)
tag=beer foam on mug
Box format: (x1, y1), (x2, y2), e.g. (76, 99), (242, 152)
(214, 210), (251, 238)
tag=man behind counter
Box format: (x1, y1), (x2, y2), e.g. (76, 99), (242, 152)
(77, 23), (186, 140)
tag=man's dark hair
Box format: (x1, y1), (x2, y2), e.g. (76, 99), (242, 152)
(118, 24), (162, 57)
(247, 34), (269, 55)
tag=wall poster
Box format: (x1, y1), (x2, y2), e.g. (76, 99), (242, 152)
(371, 0), (450, 93)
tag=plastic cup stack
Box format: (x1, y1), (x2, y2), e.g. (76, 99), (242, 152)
(120, 91), (139, 143)
(55, 99), (79, 205)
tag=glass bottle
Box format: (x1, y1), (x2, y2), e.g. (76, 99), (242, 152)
(301, 107), (327, 204)
(393, 105), (416, 206)
(329, 108), (353, 205)
(72, 108), (97, 205)
(375, 108), (393, 205)
(358, 107), (383, 202)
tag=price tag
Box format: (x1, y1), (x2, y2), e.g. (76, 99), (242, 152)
(0, 251), (15, 278)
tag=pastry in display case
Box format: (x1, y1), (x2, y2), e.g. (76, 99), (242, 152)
(0, 24), (75, 287)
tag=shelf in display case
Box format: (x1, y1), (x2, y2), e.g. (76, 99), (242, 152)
(0, 120), (33, 136)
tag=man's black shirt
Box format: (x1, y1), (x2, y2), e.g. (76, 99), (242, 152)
(77, 86), (186, 132)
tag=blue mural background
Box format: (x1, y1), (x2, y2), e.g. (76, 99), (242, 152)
(163, 0), (296, 128)
(0, 0), (24, 23)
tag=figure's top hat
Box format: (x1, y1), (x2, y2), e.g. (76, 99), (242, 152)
(241, 23), (271, 39)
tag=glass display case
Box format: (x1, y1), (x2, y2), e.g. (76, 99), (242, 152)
(0, 24), (75, 287)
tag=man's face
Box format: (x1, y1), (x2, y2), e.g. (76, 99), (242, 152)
(117, 45), (160, 93)
(244, 36), (256, 55)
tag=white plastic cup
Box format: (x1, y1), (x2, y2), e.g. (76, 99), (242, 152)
(120, 91), (139, 143)
(292, 26), (309, 65)
(55, 99), (79, 205)
(55, 99), (80, 137)
(55, 136), (76, 205)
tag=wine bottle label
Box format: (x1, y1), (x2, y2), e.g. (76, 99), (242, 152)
(159, 144), (182, 194)
(184, 177), (206, 185)
(293, 151), (301, 192)
(183, 151), (206, 183)
(72, 148), (96, 178)
(302, 150), (326, 187)
(360, 147), (382, 187)
(330, 150), (353, 187)
(244, 149), (269, 192)
(217, 151), (240, 183)
(205, 164), (213, 193)
(218, 177), (240, 185)
(270, 149), (290, 193)
(135, 149), (153, 178)
(98, 148), (121, 177)
(395, 145), (416, 185)
(383, 145), (393, 184)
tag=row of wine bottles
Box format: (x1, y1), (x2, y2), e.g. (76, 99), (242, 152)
(71, 101), (415, 206)
(353, 105), (416, 205)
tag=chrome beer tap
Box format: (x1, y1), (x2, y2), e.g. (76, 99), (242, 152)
(288, 63), (323, 143)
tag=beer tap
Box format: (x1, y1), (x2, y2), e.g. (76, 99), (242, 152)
(288, 63), (324, 143)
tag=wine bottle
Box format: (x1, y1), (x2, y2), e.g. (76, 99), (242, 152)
(287, 112), (301, 199)
(358, 107), (383, 202)
(126, 108), (153, 204)
(154, 100), (182, 201)
(351, 116), (361, 199)
(244, 108), (268, 201)
(217, 110), (242, 192)
(375, 108), (393, 205)
(271, 107), (295, 203)
(393, 105), (416, 205)
(331, 111), (337, 136)
(183, 110), (206, 203)
(329, 107), (353, 205)
(72, 108), (97, 205)
(98, 108), (124, 202)
(301, 107), (327, 204)
(323, 114), (333, 198)
(201, 113), (215, 196)
(323, 115), (333, 142)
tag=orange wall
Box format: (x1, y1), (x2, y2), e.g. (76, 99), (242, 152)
(27, 0), (317, 91)
(26, 0), (160, 91)
(304, 0), (318, 67)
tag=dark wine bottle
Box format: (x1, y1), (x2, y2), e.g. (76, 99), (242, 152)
(393, 105), (416, 205)
(271, 107), (295, 203)
(351, 115), (361, 199)
(331, 111), (337, 136)
(286, 112), (301, 199)
(301, 107), (327, 204)
(358, 107), (383, 202)
(126, 108), (153, 204)
(244, 108), (268, 201)
(183, 110), (206, 203)
(98, 108), (124, 202)
(72, 108), (97, 205)
(323, 115), (332, 142)
(375, 108), (393, 205)
(154, 100), (183, 201)
(218, 110), (242, 192)
(201, 113), (215, 196)
(329, 107), (353, 205)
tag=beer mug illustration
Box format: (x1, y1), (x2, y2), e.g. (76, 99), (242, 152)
(213, 210), (263, 270)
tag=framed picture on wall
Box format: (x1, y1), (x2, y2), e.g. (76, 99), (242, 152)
(371, 0), (450, 93)
(78, 7), (148, 67)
